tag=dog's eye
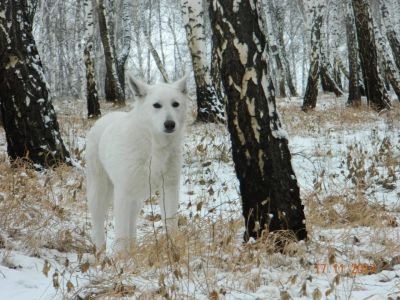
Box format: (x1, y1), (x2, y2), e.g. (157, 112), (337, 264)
(153, 103), (162, 108)
(172, 102), (180, 108)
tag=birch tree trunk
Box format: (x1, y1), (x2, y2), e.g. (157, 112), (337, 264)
(210, 38), (224, 99)
(114, 0), (132, 95)
(182, 0), (225, 123)
(146, 0), (152, 83)
(302, 0), (324, 111)
(96, 0), (124, 105)
(132, 1), (145, 79)
(84, 0), (100, 118)
(352, 0), (391, 111)
(143, 25), (170, 82)
(0, 0), (70, 167)
(55, 1), (67, 96)
(168, 16), (184, 78)
(318, 1), (343, 98)
(375, 27), (400, 101)
(380, 0), (400, 71)
(264, 1), (286, 97)
(209, 0), (307, 243)
(333, 58), (343, 90)
(271, 0), (298, 96)
(328, 1), (344, 91)
(157, 0), (166, 67)
(319, 58), (343, 96)
(344, 0), (362, 106)
(204, 0), (223, 100)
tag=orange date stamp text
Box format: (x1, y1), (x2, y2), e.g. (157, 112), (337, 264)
(314, 262), (376, 275)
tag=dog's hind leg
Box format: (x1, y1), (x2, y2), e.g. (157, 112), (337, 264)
(113, 184), (144, 252)
(113, 189), (133, 251)
(87, 162), (113, 251)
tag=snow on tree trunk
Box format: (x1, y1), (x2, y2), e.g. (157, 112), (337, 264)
(352, 0), (391, 111)
(380, 0), (400, 71)
(344, 0), (362, 106)
(302, 0), (324, 111)
(96, 0), (124, 105)
(209, 0), (307, 243)
(375, 26), (400, 101)
(0, 0), (71, 167)
(182, 0), (225, 123)
(84, 0), (100, 118)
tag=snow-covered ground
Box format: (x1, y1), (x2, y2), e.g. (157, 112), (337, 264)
(0, 96), (399, 299)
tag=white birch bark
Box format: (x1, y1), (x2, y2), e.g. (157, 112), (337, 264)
(143, 25), (170, 82)
(375, 26), (400, 100)
(167, 15), (184, 78)
(302, 0), (325, 110)
(114, 0), (132, 93)
(96, 0), (124, 104)
(263, 0), (286, 97)
(181, 0), (224, 123)
(380, 0), (400, 70)
(84, 0), (100, 117)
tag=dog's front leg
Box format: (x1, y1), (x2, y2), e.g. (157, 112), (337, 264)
(160, 182), (179, 232)
(160, 158), (180, 232)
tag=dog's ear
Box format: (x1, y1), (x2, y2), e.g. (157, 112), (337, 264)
(127, 73), (149, 99)
(173, 75), (188, 94)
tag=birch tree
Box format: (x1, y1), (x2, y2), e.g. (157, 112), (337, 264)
(352, 0), (391, 111)
(182, 0), (225, 123)
(132, 1), (145, 79)
(168, 15), (185, 79)
(157, 0), (166, 67)
(209, 0), (307, 242)
(270, 0), (298, 96)
(0, 0), (70, 167)
(96, 0), (124, 105)
(344, 0), (362, 105)
(143, 24), (170, 82)
(114, 0), (132, 94)
(84, 0), (101, 118)
(263, 1), (286, 97)
(319, 1), (343, 97)
(380, 0), (400, 71)
(302, 0), (324, 111)
(375, 27), (400, 101)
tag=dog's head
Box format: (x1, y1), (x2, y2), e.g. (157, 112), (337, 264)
(127, 74), (188, 136)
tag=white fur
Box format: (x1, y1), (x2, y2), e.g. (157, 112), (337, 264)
(86, 74), (188, 251)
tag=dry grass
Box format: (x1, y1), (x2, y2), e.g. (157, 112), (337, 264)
(0, 155), (91, 255)
(0, 96), (399, 298)
(279, 97), (400, 135)
(306, 193), (394, 228)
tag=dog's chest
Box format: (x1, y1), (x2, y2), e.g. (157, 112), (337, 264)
(141, 151), (170, 189)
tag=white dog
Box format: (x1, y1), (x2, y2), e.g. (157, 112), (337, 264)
(86, 74), (188, 251)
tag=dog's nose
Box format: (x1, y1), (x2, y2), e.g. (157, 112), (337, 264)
(164, 120), (175, 131)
